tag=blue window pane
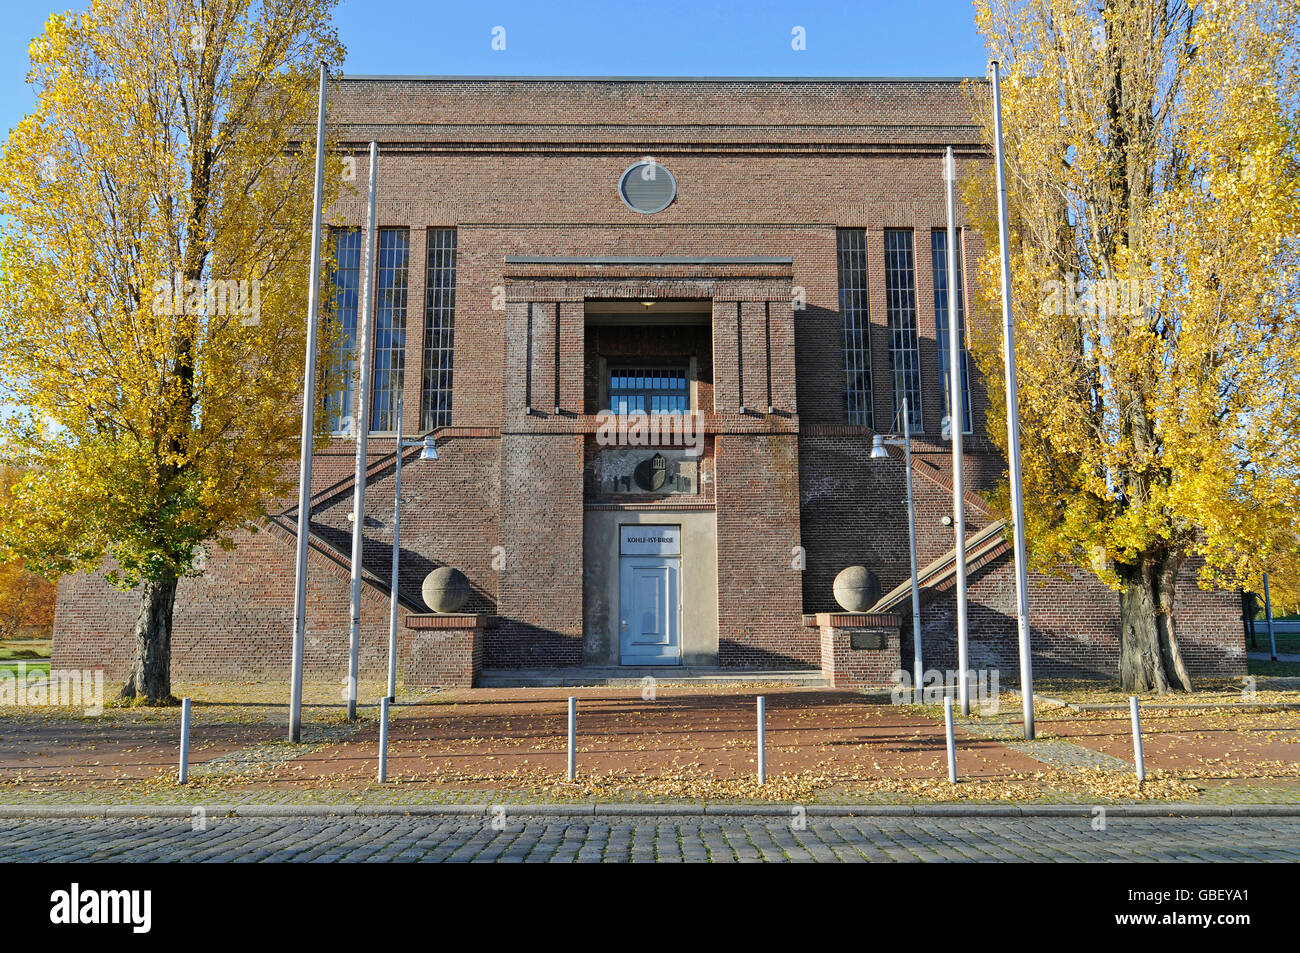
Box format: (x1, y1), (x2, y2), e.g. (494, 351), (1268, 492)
(931, 229), (973, 434)
(421, 228), (457, 430)
(369, 229), (410, 432)
(884, 229), (923, 433)
(607, 367), (687, 416)
(324, 228), (363, 433)
(837, 229), (873, 427)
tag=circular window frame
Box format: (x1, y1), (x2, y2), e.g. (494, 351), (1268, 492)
(618, 161), (677, 214)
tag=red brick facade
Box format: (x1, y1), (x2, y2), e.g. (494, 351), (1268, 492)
(52, 78), (1246, 687)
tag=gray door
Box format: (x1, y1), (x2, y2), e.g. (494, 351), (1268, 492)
(619, 555), (681, 665)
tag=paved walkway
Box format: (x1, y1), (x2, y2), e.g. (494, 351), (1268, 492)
(956, 705), (1135, 771)
(4, 684), (1299, 807)
(4, 814), (1297, 862)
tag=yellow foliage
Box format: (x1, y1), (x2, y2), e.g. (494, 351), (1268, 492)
(0, 464), (57, 638)
(0, 0), (346, 588)
(966, 0), (1300, 599)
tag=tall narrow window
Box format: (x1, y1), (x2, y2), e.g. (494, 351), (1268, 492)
(931, 228), (973, 434)
(884, 229), (923, 432)
(325, 228), (362, 435)
(421, 228), (457, 431)
(836, 229), (873, 427)
(370, 228), (409, 432)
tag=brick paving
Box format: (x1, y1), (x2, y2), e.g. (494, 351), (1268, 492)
(191, 721), (364, 779)
(957, 703), (1136, 771)
(4, 685), (1298, 807)
(3, 814), (1297, 862)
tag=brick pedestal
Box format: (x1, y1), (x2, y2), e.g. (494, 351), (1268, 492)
(401, 613), (487, 690)
(811, 612), (902, 690)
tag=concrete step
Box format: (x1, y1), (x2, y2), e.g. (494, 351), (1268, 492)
(477, 666), (829, 688)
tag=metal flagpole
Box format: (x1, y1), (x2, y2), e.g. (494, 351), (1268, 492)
(990, 59), (1035, 740)
(902, 397), (923, 695)
(346, 142), (379, 721)
(386, 392), (405, 703)
(945, 146), (972, 717)
(289, 61), (329, 742)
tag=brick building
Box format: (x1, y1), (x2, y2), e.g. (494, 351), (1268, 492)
(53, 77), (1247, 689)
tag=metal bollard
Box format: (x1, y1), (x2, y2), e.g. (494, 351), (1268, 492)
(178, 697), (192, 784)
(567, 696), (577, 782)
(757, 695), (767, 785)
(1129, 695), (1145, 783)
(378, 696), (390, 784)
(944, 695), (957, 783)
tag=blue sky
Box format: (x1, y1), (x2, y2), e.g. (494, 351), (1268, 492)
(2, 0), (988, 134)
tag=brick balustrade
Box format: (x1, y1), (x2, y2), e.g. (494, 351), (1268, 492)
(812, 612), (903, 690)
(401, 613), (488, 690)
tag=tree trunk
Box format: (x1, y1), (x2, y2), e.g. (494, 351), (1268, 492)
(1117, 554), (1193, 694)
(120, 576), (178, 705)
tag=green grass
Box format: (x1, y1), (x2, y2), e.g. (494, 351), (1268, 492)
(0, 638), (51, 661)
(1248, 657), (1300, 678)
(0, 638), (54, 678)
(0, 659), (50, 676)
(1247, 631), (1300, 653)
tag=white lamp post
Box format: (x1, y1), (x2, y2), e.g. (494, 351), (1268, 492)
(990, 58), (1036, 740)
(872, 396), (924, 695)
(384, 391), (438, 703)
(944, 145), (972, 717)
(288, 61), (329, 743)
(346, 140), (379, 722)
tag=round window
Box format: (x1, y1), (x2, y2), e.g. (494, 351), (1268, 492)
(619, 161), (676, 214)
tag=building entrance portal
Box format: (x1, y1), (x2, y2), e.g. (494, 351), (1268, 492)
(619, 525), (682, 665)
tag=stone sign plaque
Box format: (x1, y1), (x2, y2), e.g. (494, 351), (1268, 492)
(620, 525), (681, 556)
(847, 629), (886, 650)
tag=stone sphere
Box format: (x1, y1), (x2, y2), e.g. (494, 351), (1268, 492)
(422, 567), (470, 613)
(833, 565), (880, 613)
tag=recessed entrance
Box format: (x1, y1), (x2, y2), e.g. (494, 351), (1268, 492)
(584, 299), (713, 416)
(619, 525), (682, 665)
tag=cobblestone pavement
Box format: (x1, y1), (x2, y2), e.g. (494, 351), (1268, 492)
(4, 815), (1298, 862)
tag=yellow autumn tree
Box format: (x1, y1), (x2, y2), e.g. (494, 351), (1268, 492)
(0, 559), (55, 641)
(0, 0), (345, 703)
(967, 0), (1300, 691)
(0, 463), (57, 640)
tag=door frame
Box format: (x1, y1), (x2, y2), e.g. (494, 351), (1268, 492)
(618, 524), (683, 666)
